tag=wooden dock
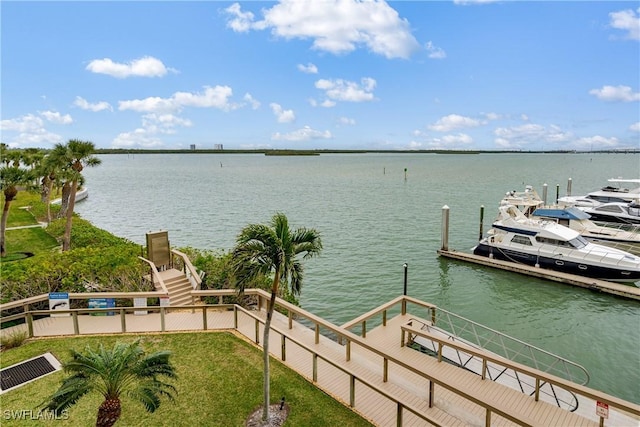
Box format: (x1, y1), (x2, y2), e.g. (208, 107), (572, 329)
(437, 249), (640, 301)
(3, 294), (639, 427)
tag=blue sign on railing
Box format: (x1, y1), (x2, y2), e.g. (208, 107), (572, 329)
(88, 298), (115, 316)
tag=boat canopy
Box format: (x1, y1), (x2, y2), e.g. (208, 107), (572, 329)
(532, 207), (591, 221)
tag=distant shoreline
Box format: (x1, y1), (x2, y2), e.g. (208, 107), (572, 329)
(94, 148), (640, 155)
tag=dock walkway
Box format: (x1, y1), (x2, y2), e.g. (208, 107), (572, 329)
(4, 298), (637, 427)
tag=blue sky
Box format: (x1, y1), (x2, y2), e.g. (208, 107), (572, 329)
(2, 1), (639, 151)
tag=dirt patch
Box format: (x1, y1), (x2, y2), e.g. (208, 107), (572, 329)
(245, 404), (290, 427)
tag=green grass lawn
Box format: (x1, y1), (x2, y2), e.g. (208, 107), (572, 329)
(0, 332), (373, 426)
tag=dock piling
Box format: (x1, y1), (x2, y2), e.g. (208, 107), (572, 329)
(479, 205), (485, 241)
(441, 205), (450, 251)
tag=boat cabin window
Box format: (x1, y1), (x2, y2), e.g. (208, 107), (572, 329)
(589, 195), (629, 203)
(594, 204), (624, 213)
(535, 235), (587, 249)
(511, 235), (532, 246)
(568, 236), (588, 249)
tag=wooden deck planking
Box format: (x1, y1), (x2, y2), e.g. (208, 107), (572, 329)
(4, 306), (612, 427)
(359, 315), (601, 427)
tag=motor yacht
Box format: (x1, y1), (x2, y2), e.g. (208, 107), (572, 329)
(557, 178), (640, 208)
(473, 204), (640, 283)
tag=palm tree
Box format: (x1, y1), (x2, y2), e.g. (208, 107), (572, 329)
(232, 212), (322, 422)
(0, 153), (33, 257)
(40, 144), (70, 224)
(59, 139), (101, 251)
(41, 340), (177, 427)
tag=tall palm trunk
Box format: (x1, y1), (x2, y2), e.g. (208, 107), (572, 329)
(0, 187), (17, 257)
(58, 181), (71, 219)
(261, 268), (280, 422)
(96, 398), (121, 427)
(62, 179), (78, 251)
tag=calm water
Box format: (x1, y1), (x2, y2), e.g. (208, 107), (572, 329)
(75, 152), (640, 403)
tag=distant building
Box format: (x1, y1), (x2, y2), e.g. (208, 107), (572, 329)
(190, 144), (196, 150)
(214, 144), (223, 150)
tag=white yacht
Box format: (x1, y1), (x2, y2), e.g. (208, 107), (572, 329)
(473, 204), (640, 283)
(557, 178), (640, 208)
(579, 201), (640, 225)
(531, 206), (640, 255)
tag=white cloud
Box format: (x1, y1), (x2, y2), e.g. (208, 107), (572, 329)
(141, 113), (192, 135)
(40, 110), (73, 124)
(119, 86), (237, 113)
(428, 114), (484, 132)
(271, 125), (332, 141)
(112, 128), (164, 148)
(589, 85), (640, 102)
(494, 123), (573, 148)
(573, 135), (620, 149)
(74, 96), (113, 112)
(315, 77), (376, 102)
(0, 114), (64, 147)
(270, 103), (296, 123)
(243, 93), (261, 109)
(224, 0), (421, 59)
(425, 41), (446, 59)
(297, 62), (318, 74)
(86, 56), (175, 78)
(630, 122), (640, 132)
(337, 116), (356, 126)
(609, 8), (640, 41)
(224, 3), (256, 32)
(1, 114), (45, 132)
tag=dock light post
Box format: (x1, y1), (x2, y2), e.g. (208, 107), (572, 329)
(403, 263), (408, 296)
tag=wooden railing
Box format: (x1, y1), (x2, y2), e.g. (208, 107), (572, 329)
(2, 290), (639, 427)
(138, 256), (170, 296)
(171, 249), (203, 290)
(401, 322), (640, 422)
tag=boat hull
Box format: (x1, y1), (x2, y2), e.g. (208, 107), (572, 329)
(473, 243), (640, 283)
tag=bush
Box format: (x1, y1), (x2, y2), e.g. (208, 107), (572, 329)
(0, 330), (28, 350)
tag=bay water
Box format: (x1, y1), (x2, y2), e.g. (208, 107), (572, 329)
(75, 152), (640, 404)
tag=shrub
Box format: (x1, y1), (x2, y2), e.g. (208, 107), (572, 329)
(0, 330), (28, 350)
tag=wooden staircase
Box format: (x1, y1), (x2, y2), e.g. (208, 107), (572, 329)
(155, 269), (197, 307)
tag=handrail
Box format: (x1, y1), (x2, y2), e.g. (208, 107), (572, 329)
(138, 256), (169, 296)
(232, 304), (444, 426)
(2, 290), (639, 425)
(402, 322), (640, 418)
(0, 294), (50, 310)
(171, 249), (202, 290)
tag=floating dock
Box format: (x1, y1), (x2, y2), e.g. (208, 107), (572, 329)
(437, 248), (640, 301)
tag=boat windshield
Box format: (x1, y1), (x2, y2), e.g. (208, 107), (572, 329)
(568, 235), (589, 249)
